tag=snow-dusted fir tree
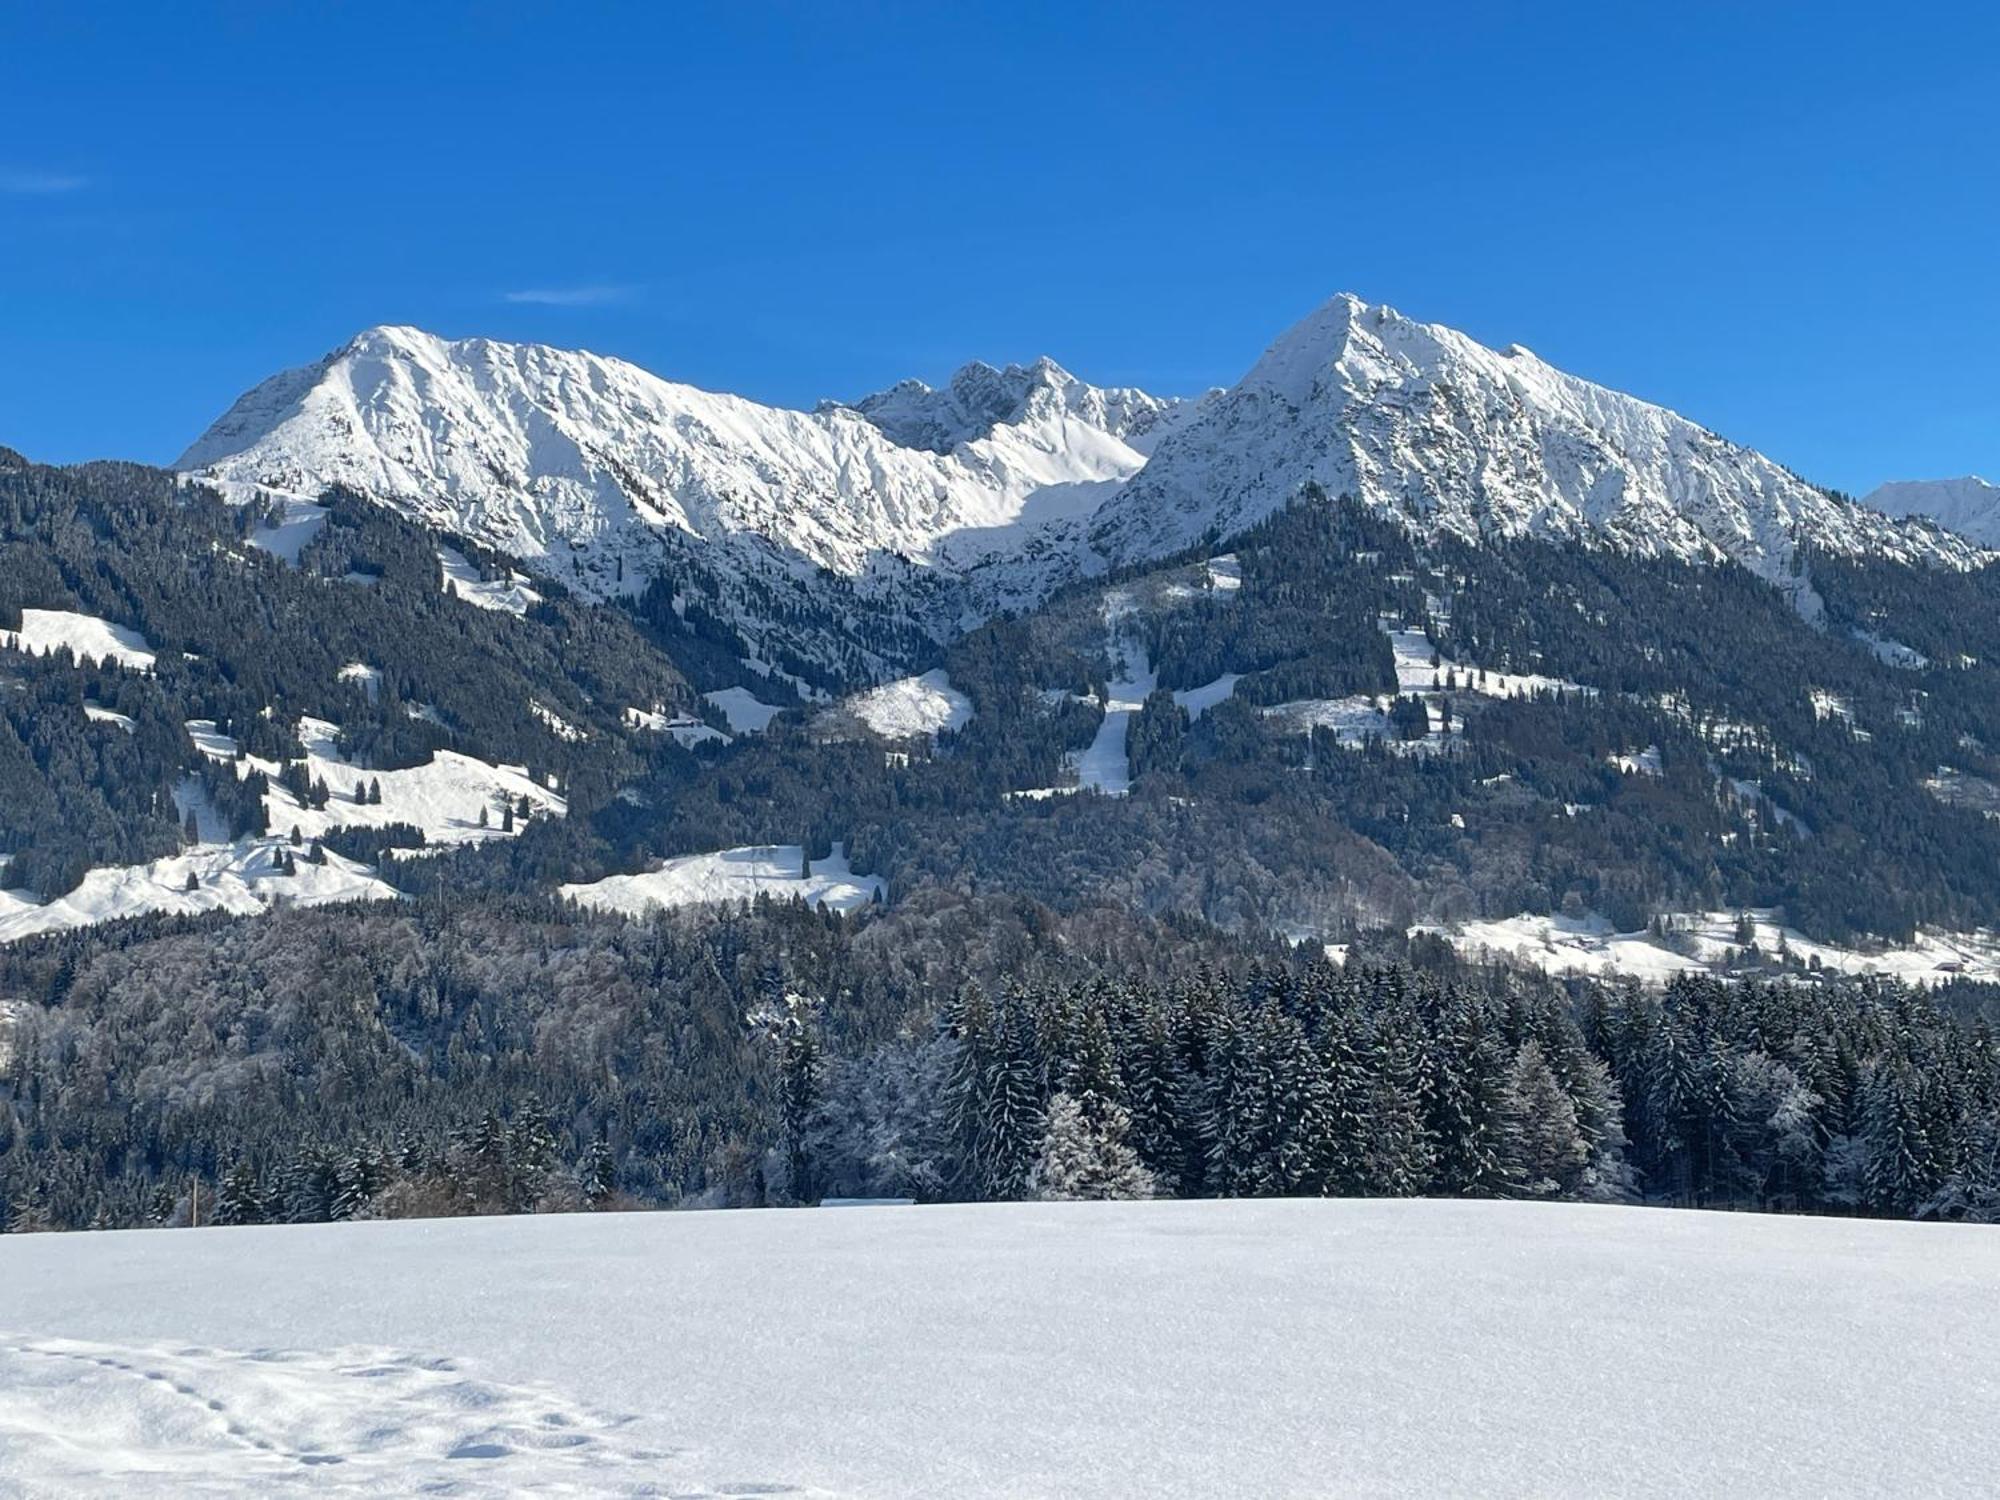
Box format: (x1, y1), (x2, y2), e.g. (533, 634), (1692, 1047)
(979, 997), (1046, 1200)
(1501, 1041), (1590, 1197)
(1031, 1093), (1156, 1202)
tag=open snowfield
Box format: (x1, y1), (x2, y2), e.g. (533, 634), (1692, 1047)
(561, 843), (883, 918)
(0, 1200), (1996, 1498)
(0, 609), (156, 672)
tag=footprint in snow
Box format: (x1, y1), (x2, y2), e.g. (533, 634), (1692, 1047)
(0, 1334), (837, 1497)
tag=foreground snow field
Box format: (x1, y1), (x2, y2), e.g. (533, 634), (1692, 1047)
(1, 1201), (1996, 1498)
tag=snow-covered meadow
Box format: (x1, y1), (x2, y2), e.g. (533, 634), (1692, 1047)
(0, 841), (393, 946)
(561, 844), (883, 918)
(0, 609), (157, 672)
(1, 1199), (1996, 1497)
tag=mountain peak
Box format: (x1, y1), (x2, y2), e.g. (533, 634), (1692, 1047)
(1088, 294), (1982, 580)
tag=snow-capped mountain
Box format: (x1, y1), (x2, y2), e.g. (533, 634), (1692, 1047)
(177, 327), (1178, 592)
(1086, 294), (1979, 580)
(1865, 476), (2000, 547)
(178, 297), (1984, 658)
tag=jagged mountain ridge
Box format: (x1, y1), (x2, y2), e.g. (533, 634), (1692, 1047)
(177, 298), (1986, 655)
(177, 327), (1175, 595)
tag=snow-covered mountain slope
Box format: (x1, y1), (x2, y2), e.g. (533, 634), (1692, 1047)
(1866, 475), (2000, 546)
(177, 327), (1175, 595)
(1087, 294), (1981, 581)
(3, 1199), (1996, 1498)
(178, 300), (1984, 666)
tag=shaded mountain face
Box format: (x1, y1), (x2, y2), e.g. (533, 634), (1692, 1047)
(177, 297), (1986, 656)
(1866, 476), (2000, 548)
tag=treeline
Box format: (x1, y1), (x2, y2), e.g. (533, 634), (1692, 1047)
(804, 962), (2000, 1221)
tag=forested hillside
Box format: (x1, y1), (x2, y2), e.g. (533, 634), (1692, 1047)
(9, 450), (2000, 1235)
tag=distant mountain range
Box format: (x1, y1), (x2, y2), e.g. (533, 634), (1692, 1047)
(178, 296), (1993, 652)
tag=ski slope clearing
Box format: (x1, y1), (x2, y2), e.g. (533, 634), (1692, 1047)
(561, 843), (883, 918)
(1, 609), (157, 672)
(0, 1200), (1995, 1498)
(0, 839), (393, 946)
(1423, 908), (2000, 986)
(841, 669), (972, 739)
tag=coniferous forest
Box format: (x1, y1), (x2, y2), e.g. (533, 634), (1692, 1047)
(2, 891), (1995, 1232)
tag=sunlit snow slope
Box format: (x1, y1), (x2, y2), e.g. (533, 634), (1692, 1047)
(2, 1200), (1995, 1498)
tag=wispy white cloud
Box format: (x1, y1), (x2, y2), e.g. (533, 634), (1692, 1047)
(502, 283), (636, 307)
(0, 169), (87, 195)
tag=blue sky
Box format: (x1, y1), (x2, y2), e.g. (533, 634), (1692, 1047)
(2, 2), (1994, 493)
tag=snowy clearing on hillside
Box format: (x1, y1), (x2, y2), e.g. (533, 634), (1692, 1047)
(82, 704), (135, 732)
(247, 495), (330, 563)
(1, 609), (157, 672)
(335, 662), (381, 703)
(529, 701), (587, 742)
(704, 686), (784, 734)
(1206, 553), (1242, 591)
(1172, 672), (1240, 720)
(1609, 745), (1663, 776)
(561, 843), (883, 917)
(1421, 908), (2000, 986)
(1263, 623), (1586, 758)
(624, 705), (729, 747)
(1856, 628), (1928, 670)
(1387, 626), (1585, 699)
(0, 840), (394, 946)
(185, 718), (563, 848)
(437, 545), (542, 615)
(2, 1200), (1997, 1498)
(842, 669), (972, 738)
